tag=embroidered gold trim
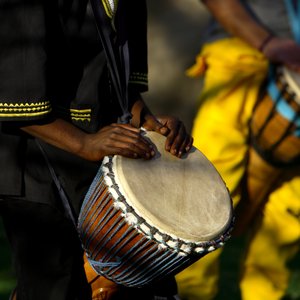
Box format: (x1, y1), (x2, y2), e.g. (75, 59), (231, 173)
(70, 108), (92, 113)
(130, 72), (148, 81)
(0, 101), (50, 108)
(101, 0), (118, 19)
(70, 108), (92, 122)
(0, 101), (51, 118)
(71, 117), (91, 122)
(71, 113), (90, 117)
(129, 72), (148, 85)
(0, 110), (51, 118)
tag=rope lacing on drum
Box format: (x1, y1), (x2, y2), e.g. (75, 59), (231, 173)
(111, 183), (120, 192)
(161, 233), (171, 243)
(87, 256), (121, 268)
(116, 195), (126, 203)
(97, 156), (234, 256)
(124, 205), (134, 213)
(103, 162), (111, 168)
(149, 228), (158, 239)
(252, 66), (300, 167)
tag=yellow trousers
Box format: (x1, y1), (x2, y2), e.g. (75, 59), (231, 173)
(176, 38), (300, 300)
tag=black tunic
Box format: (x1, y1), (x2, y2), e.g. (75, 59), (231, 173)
(0, 0), (148, 202)
(0, 1), (150, 299)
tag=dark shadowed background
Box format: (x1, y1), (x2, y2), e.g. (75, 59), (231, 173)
(1, 1), (299, 299)
(144, 0), (208, 132)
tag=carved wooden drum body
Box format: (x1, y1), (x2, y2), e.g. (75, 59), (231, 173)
(251, 66), (300, 167)
(78, 131), (233, 287)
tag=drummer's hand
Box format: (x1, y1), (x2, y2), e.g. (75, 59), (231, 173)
(263, 37), (300, 73)
(81, 123), (155, 161)
(142, 115), (193, 158)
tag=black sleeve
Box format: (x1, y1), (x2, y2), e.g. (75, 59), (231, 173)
(127, 0), (148, 92)
(0, 0), (52, 121)
(0, 0), (90, 123)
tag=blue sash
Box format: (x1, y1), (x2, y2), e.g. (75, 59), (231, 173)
(266, 0), (300, 137)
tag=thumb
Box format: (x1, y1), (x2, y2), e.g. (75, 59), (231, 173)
(143, 116), (170, 136)
(158, 125), (170, 136)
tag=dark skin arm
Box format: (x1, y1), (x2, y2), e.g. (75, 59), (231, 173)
(203, 0), (270, 49)
(21, 97), (193, 161)
(202, 0), (300, 72)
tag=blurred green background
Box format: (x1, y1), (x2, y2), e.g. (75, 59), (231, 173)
(0, 219), (16, 299)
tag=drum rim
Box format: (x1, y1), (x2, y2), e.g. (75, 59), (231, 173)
(280, 66), (300, 105)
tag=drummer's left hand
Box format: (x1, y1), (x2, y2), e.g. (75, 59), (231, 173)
(142, 115), (193, 158)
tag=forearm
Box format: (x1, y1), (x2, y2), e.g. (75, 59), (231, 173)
(130, 96), (156, 128)
(21, 119), (88, 159)
(20, 110), (155, 162)
(19, 97), (190, 162)
(202, 0), (272, 50)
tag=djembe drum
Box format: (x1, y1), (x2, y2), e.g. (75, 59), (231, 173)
(78, 130), (233, 288)
(234, 66), (300, 235)
(251, 66), (300, 166)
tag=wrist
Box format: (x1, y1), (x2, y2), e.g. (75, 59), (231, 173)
(258, 33), (275, 53)
(131, 99), (152, 128)
(77, 133), (100, 161)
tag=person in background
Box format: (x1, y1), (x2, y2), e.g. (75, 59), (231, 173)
(0, 1), (193, 299)
(175, 0), (300, 299)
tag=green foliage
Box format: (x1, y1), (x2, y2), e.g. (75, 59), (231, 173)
(283, 250), (300, 300)
(0, 219), (16, 299)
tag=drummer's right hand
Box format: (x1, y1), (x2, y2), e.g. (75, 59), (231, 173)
(80, 123), (156, 161)
(262, 37), (300, 73)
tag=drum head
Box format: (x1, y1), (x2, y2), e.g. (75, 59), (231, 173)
(110, 130), (232, 242)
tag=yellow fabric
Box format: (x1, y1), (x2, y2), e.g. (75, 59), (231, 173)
(241, 176), (300, 300)
(189, 38), (268, 196)
(176, 249), (222, 300)
(176, 37), (300, 300)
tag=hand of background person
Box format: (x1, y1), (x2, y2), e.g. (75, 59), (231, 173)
(142, 114), (193, 158)
(200, 0), (300, 73)
(262, 37), (300, 73)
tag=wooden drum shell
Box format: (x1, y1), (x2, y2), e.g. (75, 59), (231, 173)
(250, 66), (300, 167)
(78, 131), (233, 287)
